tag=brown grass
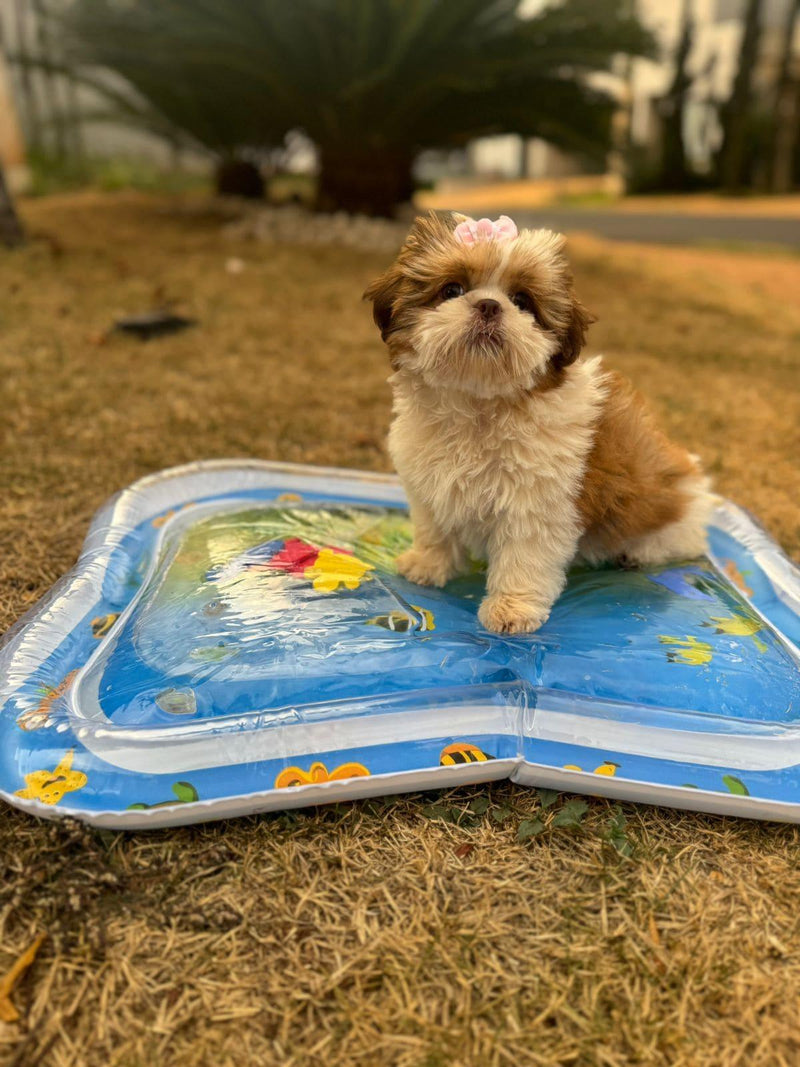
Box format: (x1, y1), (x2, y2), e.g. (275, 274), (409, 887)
(1, 192), (799, 1067)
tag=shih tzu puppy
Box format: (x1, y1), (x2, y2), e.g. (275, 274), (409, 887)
(364, 212), (714, 634)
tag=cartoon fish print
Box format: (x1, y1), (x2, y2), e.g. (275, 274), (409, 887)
(189, 643), (233, 663)
(155, 687), (197, 715)
(202, 597), (227, 618)
(658, 635), (714, 665)
(17, 669), (79, 731)
(267, 537), (321, 576)
(701, 614), (767, 652)
(366, 605), (435, 633)
(206, 537), (323, 584)
(304, 548), (373, 592)
(14, 749), (87, 806)
(648, 568), (715, 602)
(151, 502), (194, 528)
(91, 613), (120, 639)
(275, 492), (303, 505)
(205, 538), (286, 583)
(439, 743), (494, 766)
(721, 559), (754, 597)
(274, 761), (370, 789)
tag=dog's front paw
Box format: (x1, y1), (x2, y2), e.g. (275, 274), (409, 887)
(395, 547), (454, 588)
(478, 594), (549, 635)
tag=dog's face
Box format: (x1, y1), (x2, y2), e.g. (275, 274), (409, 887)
(364, 212), (593, 398)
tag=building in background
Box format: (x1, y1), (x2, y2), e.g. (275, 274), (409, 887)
(627, 0), (798, 179)
(434, 0), (799, 186)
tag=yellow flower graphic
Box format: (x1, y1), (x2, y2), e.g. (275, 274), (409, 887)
(304, 548), (373, 592)
(14, 749), (87, 806)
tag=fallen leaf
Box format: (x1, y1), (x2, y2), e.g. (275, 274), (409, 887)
(552, 799), (589, 828)
(517, 818), (546, 841)
(0, 932), (46, 1023)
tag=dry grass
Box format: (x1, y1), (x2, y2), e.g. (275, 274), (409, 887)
(1, 191), (799, 1067)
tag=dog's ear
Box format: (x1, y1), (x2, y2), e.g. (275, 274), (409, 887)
(363, 266), (404, 342)
(554, 295), (595, 369)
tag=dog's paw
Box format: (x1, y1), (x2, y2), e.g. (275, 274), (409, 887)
(395, 547), (453, 588)
(478, 594), (549, 635)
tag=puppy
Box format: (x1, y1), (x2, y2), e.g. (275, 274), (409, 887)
(364, 212), (714, 634)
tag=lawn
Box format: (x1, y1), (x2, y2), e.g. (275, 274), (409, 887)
(1, 192), (799, 1067)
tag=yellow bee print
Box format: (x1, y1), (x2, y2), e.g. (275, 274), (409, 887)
(439, 743), (495, 766)
(14, 749), (87, 806)
(274, 760), (370, 789)
(91, 613), (120, 639)
(563, 762), (621, 776)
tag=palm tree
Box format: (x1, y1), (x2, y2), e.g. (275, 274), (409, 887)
(52, 0), (653, 215)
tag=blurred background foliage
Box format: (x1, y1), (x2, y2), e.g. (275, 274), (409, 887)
(0, 0), (799, 236)
(6, 0), (655, 214)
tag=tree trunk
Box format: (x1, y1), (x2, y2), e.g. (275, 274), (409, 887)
(315, 148), (415, 217)
(214, 158), (265, 199)
(718, 0), (763, 191)
(0, 163), (25, 247)
(658, 0), (693, 190)
(769, 0), (800, 193)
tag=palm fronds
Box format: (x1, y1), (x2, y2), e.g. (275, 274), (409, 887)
(36, 0), (655, 212)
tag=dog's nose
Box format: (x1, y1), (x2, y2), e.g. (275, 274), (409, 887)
(475, 298), (501, 320)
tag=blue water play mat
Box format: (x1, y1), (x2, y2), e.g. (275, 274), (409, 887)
(1, 460), (800, 828)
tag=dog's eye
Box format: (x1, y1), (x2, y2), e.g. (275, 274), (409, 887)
(440, 282), (465, 301)
(511, 292), (535, 314)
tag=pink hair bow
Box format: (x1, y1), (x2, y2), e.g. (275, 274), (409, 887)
(453, 214), (518, 246)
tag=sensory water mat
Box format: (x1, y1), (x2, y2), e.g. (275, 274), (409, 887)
(1, 460), (799, 828)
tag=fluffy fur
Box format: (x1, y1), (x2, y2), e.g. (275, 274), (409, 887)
(364, 212), (715, 634)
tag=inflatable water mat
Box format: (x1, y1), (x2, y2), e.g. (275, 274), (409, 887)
(1, 460), (799, 828)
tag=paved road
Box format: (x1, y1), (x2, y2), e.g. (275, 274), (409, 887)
(484, 208), (800, 249)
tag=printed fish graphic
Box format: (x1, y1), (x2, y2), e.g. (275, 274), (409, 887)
(702, 613), (767, 652)
(205, 538), (286, 583)
(366, 605), (435, 633)
(648, 568), (715, 602)
(658, 634), (714, 665)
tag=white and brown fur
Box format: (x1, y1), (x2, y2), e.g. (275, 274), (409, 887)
(364, 212), (714, 634)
